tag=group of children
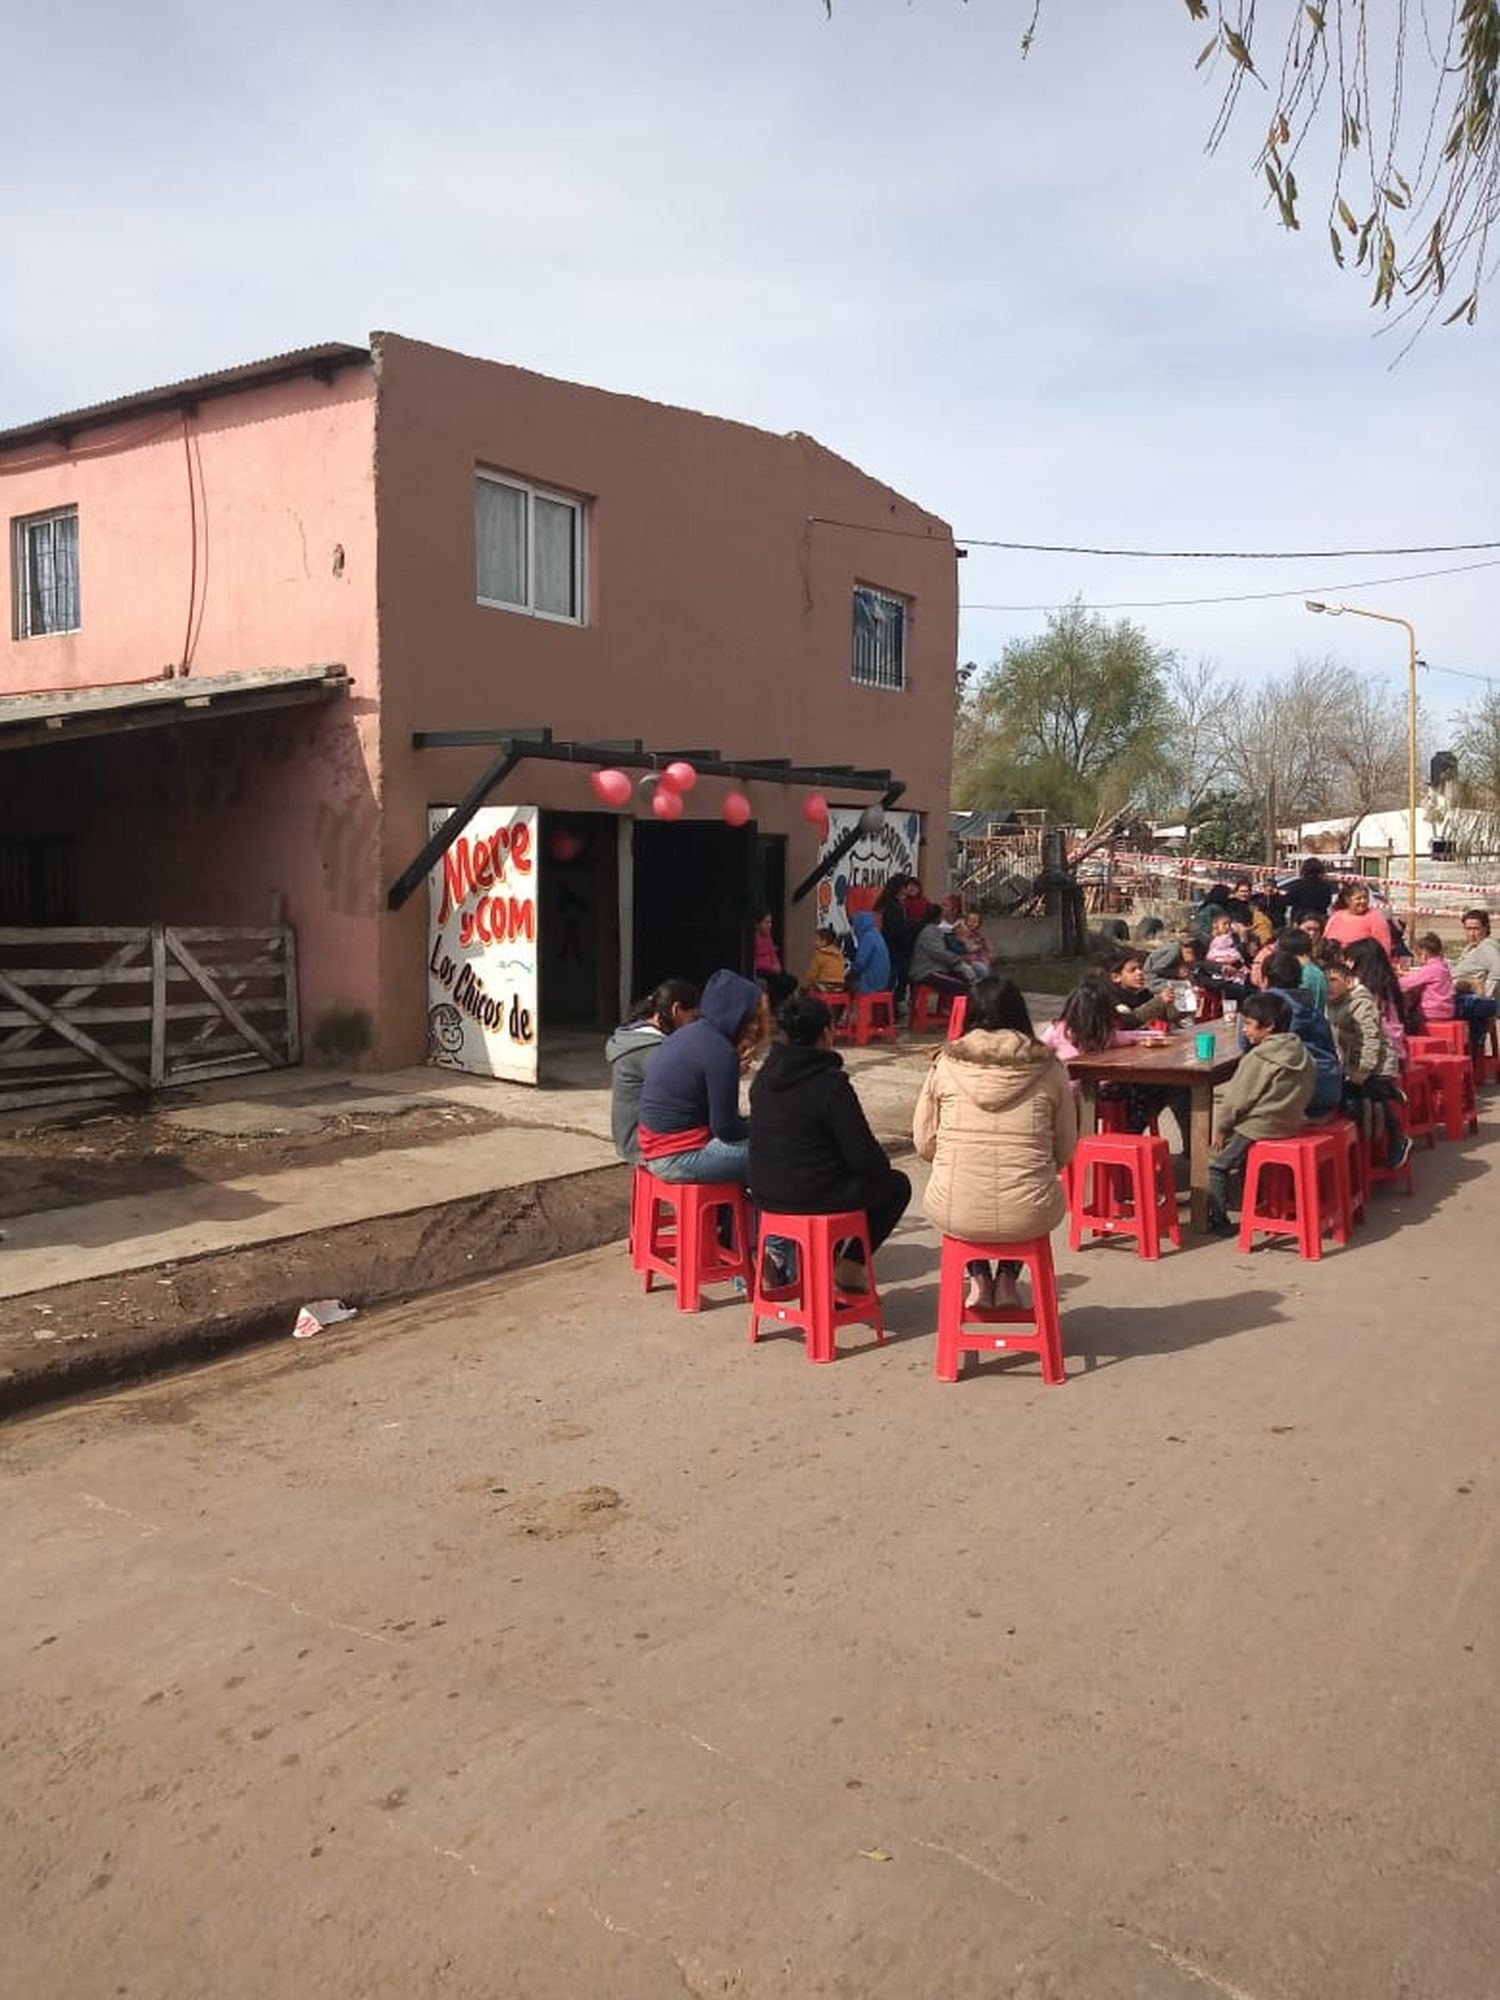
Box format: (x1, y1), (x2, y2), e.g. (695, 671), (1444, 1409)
(1050, 903), (1451, 1231)
(797, 895), (992, 1007)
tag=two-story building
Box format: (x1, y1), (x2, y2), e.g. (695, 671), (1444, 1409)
(1, 333), (957, 1082)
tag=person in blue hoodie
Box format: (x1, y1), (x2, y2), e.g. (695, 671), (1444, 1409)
(847, 910), (893, 995)
(637, 969), (764, 1182)
(1257, 948), (1342, 1117)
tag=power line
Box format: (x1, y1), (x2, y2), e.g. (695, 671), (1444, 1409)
(958, 555), (1500, 614)
(806, 515), (1500, 559)
(1420, 659), (1500, 689)
(958, 536), (1500, 560)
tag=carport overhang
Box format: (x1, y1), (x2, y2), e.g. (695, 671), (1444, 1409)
(388, 726), (908, 913)
(0, 663), (351, 753)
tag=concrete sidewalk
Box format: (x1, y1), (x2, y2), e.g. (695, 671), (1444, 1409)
(0, 1035), (939, 1414)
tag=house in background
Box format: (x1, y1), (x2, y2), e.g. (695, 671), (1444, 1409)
(1, 334), (956, 1087)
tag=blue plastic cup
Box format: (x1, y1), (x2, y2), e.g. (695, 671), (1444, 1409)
(1195, 1029), (1216, 1062)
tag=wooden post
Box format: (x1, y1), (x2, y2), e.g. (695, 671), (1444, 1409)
(281, 929), (301, 1063)
(149, 926), (167, 1087)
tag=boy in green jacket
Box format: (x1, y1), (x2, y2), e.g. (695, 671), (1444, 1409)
(1207, 990), (1316, 1234)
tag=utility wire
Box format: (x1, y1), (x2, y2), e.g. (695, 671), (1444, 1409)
(1419, 659), (1500, 688)
(959, 555), (1500, 614)
(806, 515), (1500, 559)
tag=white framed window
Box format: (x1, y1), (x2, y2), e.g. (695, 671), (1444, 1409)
(475, 471), (585, 623)
(852, 584), (907, 690)
(12, 506), (80, 638)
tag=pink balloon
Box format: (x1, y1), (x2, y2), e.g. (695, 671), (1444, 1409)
(803, 791), (830, 829)
(651, 786), (684, 821)
(660, 760), (699, 794)
(590, 768), (632, 808)
(722, 790), (753, 828)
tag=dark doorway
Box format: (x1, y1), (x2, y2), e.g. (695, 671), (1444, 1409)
(0, 836), (79, 925)
(538, 812), (619, 1029)
(752, 834), (787, 951)
(633, 819), (758, 997)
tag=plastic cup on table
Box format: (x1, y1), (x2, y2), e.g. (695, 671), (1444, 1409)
(1194, 1028), (1217, 1062)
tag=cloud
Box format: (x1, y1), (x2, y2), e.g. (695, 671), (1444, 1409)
(1, 0), (1492, 723)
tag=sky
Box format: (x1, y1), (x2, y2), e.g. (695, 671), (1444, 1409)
(3, 0), (1494, 737)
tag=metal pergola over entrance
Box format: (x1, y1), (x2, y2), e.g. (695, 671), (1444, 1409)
(387, 727), (907, 911)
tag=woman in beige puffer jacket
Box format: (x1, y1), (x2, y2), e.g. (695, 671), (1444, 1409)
(913, 979), (1079, 1305)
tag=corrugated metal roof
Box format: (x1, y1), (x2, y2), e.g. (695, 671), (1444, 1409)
(0, 664), (350, 750)
(0, 343), (371, 456)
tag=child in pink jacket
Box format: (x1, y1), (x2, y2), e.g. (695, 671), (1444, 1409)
(1398, 932), (1455, 1024)
(1206, 915), (1247, 977)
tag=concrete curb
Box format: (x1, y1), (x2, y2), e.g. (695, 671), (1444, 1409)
(0, 1162), (632, 1421)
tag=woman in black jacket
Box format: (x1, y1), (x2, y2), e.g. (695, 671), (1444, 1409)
(749, 993), (911, 1292)
(874, 876), (920, 1005)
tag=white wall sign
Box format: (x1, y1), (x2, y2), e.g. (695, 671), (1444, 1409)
(812, 808), (923, 940)
(426, 804), (540, 1084)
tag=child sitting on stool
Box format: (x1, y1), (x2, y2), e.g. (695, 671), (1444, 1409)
(1207, 990), (1315, 1235)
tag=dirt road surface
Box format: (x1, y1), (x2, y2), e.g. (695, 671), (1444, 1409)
(4, 1156), (1498, 2000)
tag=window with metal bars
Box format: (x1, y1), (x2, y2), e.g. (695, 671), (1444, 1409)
(12, 506), (80, 638)
(851, 584), (907, 690)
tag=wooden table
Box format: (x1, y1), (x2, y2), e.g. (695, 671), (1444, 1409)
(1066, 1024), (1243, 1233)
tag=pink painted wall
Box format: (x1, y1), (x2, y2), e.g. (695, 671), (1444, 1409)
(0, 368), (384, 1055)
(372, 333), (958, 1065)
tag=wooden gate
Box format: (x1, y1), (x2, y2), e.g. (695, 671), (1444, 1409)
(0, 926), (300, 1113)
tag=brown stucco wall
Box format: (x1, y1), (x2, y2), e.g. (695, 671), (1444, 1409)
(371, 332), (956, 1066)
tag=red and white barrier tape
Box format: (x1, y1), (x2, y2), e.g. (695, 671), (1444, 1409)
(1079, 847), (1500, 900)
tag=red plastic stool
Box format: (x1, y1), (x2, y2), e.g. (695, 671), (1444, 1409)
(1412, 1020), (1471, 1064)
(934, 1234), (1065, 1384)
(1320, 1115), (1368, 1226)
(1480, 1017), (1500, 1085)
(1238, 1132), (1349, 1258)
(1418, 1050), (1478, 1139)
(1399, 1062), (1439, 1147)
(1068, 1132), (1181, 1259)
(946, 993), (969, 1039)
(1094, 1096), (1162, 1138)
(629, 1166), (654, 1270)
(748, 1209), (884, 1363)
(819, 991), (852, 1037)
(840, 991), (897, 1047)
(909, 983), (957, 1033)
(638, 1172), (750, 1311)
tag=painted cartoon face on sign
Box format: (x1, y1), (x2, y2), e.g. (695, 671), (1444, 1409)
(814, 810), (923, 940)
(426, 1003), (465, 1065)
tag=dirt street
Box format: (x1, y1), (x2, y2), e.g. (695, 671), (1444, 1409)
(3, 1151), (1498, 2000)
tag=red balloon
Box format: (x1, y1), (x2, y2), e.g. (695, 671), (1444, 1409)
(651, 786), (684, 821)
(803, 791), (830, 829)
(722, 790), (753, 828)
(660, 760), (699, 794)
(590, 767), (632, 808)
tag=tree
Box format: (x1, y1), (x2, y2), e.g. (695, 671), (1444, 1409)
(1185, 0), (1500, 330)
(1157, 657), (1236, 841)
(954, 600), (1174, 821)
(1192, 789), (1268, 862)
(1327, 674), (1413, 816)
(822, 2), (1500, 326)
(1453, 687), (1500, 806)
(1221, 656), (1350, 856)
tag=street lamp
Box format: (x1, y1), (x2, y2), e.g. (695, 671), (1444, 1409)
(1305, 599), (1419, 930)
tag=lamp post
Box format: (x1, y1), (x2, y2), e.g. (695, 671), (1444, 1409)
(1305, 600), (1419, 931)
